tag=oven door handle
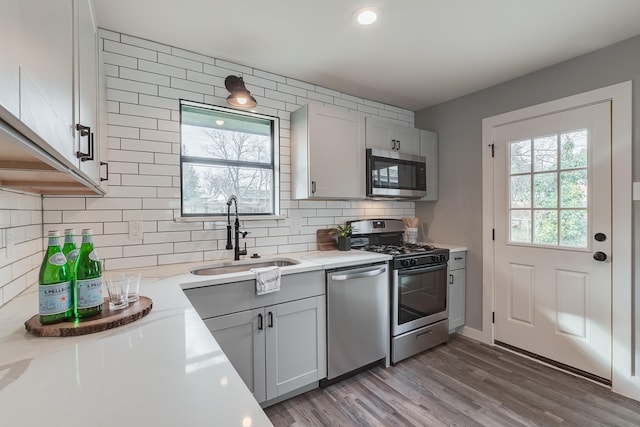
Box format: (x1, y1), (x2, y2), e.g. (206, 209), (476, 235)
(397, 263), (447, 276)
(331, 267), (387, 281)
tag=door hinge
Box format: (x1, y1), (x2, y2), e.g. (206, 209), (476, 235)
(492, 312), (495, 324)
(492, 229), (495, 240)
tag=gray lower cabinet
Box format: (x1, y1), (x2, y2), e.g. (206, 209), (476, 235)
(448, 251), (466, 331)
(184, 271), (326, 404)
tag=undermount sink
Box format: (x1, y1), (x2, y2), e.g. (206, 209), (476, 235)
(190, 258), (300, 276)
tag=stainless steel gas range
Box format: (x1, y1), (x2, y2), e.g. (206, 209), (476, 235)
(349, 219), (450, 364)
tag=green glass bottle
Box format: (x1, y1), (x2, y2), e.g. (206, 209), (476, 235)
(62, 228), (79, 279)
(39, 231), (73, 324)
(74, 229), (103, 318)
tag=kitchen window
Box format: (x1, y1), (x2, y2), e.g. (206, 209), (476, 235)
(180, 100), (279, 216)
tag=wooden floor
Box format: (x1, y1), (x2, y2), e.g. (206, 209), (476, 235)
(265, 334), (640, 426)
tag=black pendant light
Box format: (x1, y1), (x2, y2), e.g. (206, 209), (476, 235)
(224, 75), (257, 109)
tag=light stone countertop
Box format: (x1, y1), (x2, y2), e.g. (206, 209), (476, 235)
(0, 249), (390, 426)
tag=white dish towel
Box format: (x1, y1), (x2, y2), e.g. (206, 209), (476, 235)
(252, 266), (281, 295)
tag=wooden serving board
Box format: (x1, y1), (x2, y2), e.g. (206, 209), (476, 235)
(24, 296), (153, 337)
(317, 229), (338, 251)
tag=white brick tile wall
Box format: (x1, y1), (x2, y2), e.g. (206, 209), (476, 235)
(0, 190), (42, 307)
(40, 31), (416, 271)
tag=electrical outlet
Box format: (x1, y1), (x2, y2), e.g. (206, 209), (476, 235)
(129, 221), (143, 240)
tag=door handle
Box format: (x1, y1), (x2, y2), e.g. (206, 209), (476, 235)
(593, 251), (607, 262)
(268, 311), (273, 328)
(391, 139), (396, 150)
(100, 161), (109, 182)
(331, 267), (386, 281)
(311, 181), (317, 194)
(396, 140), (400, 151)
(258, 313), (263, 330)
(75, 124), (93, 161)
(449, 274), (454, 284)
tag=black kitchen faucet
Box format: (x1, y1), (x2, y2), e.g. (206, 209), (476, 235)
(226, 195), (248, 260)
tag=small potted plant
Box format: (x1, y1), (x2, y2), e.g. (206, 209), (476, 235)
(332, 224), (354, 251)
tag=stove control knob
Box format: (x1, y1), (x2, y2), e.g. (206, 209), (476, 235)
(400, 259), (410, 267)
(439, 254), (447, 263)
(410, 258), (418, 266)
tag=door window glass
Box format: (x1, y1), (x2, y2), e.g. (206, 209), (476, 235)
(508, 129), (588, 248)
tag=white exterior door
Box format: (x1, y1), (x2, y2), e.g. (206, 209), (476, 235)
(493, 101), (612, 381)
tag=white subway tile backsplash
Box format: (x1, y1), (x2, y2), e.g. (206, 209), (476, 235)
(107, 76), (158, 96)
(170, 77), (214, 95)
(63, 210), (122, 223)
(277, 82), (307, 97)
(122, 209), (174, 222)
(159, 52), (203, 72)
(121, 34), (171, 54)
(104, 39), (158, 61)
(120, 103), (171, 120)
(139, 163), (180, 176)
(124, 243), (174, 257)
(138, 94), (179, 110)
(158, 252), (203, 265)
(121, 138), (173, 154)
(102, 51), (137, 68)
(108, 112), (157, 130)
(108, 125), (141, 139)
(43, 197), (86, 210)
(186, 69), (224, 87)
(106, 186), (157, 198)
(158, 86), (204, 102)
(36, 31), (415, 277)
(214, 59), (253, 75)
(86, 198), (142, 210)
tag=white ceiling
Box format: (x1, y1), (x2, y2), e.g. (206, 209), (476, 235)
(93, 0), (640, 111)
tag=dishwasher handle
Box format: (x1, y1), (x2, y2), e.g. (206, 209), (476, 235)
(330, 266), (387, 281)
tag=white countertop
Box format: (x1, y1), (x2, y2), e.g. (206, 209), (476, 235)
(0, 249), (390, 426)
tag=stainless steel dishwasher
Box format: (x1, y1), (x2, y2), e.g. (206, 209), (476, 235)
(324, 263), (389, 382)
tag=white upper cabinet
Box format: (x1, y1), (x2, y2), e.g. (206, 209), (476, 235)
(365, 117), (420, 155)
(419, 129), (439, 201)
(0, 0), (21, 118)
(291, 104), (366, 200)
(18, 0), (76, 166)
(0, 0), (103, 194)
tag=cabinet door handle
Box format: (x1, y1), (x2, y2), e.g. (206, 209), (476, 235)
(396, 140), (401, 151)
(449, 274), (454, 284)
(454, 257), (463, 260)
(100, 161), (109, 182)
(311, 181), (317, 194)
(75, 124), (93, 161)
(258, 313), (264, 330)
(268, 311), (273, 328)
(391, 139), (396, 150)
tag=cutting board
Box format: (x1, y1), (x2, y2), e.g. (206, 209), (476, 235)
(25, 296), (153, 337)
(316, 229), (338, 251)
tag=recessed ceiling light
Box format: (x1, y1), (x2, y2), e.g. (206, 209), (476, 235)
(354, 7), (378, 26)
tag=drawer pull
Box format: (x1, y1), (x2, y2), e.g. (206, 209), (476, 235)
(416, 329), (433, 339)
(454, 256), (463, 260)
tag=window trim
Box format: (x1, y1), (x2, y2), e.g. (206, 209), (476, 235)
(179, 100), (280, 217)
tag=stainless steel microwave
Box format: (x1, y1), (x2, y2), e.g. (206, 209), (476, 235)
(366, 148), (427, 198)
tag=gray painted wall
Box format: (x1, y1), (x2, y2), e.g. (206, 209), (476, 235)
(415, 34), (639, 330)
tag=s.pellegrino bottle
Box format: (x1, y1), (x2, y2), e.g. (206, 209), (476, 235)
(39, 231), (73, 324)
(74, 229), (103, 318)
(62, 229), (79, 279)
